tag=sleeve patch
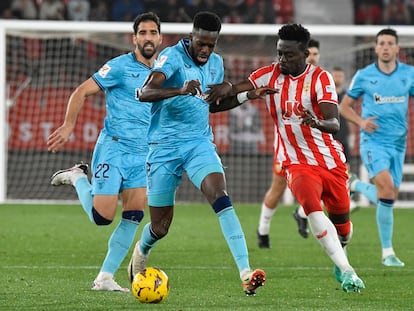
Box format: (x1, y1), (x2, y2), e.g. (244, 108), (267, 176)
(98, 64), (111, 78)
(155, 55), (168, 68)
(325, 85), (335, 93)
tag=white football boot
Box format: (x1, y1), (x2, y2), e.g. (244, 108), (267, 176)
(50, 162), (88, 186)
(92, 277), (129, 292)
(127, 241), (149, 283)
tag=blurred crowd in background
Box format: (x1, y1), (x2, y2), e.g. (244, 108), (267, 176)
(0, 0), (294, 24)
(355, 0), (414, 25)
(1, 0), (414, 25)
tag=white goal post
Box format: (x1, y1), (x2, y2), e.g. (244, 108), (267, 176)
(2, 20), (414, 206)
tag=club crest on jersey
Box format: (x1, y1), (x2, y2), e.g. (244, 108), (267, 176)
(303, 82), (310, 94)
(98, 64), (111, 78)
(210, 71), (216, 80)
(155, 55), (167, 68)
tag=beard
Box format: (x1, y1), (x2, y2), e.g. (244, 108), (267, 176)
(139, 42), (156, 59)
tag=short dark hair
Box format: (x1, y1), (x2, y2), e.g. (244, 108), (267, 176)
(278, 23), (310, 51)
(193, 11), (221, 33)
(376, 28), (398, 43)
(308, 38), (320, 49)
(133, 12), (161, 34)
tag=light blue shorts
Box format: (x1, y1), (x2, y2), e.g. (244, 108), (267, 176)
(91, 136), (148, 195)
(146, 138), (224, 206)
(360, 142), (406, 188)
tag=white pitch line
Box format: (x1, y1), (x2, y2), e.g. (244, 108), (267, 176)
(1, 265), (405, 271)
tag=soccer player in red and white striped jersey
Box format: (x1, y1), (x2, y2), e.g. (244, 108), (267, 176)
(208, 23), (364, 293)
(249, 62), (345, 169)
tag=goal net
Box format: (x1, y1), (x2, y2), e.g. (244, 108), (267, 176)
(2, 21), (414, 207)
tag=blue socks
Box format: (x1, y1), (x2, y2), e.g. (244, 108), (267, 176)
(354, 181), (395, 249)
(139, 223), (159, 255)
(355, 180), (377, 204)
(100, 211), (142, 274)
(74, 177), (94, 223)
(212, 196), (250, 273)
(74, 177), (144, 275)
(139, 197), (251, 274)
(376, 199), (394, 249)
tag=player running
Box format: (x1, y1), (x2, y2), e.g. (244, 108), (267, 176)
(340, 28), (414, 267)
(209, 23), (365, 293)
(47, 12), (162, 291)
(128, 11), (266, 296)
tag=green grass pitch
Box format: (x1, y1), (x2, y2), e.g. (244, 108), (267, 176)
(1, 203), (414, 310)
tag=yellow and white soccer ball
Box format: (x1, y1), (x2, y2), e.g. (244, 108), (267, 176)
(132, 267), (170, 304)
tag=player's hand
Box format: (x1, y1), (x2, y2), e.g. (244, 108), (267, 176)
(247, 87), (278, 100)
(301, 110), (320, 128)
(181, 80), (202, 96)
(360, 116), (378, 133)
(47, 125), (73, 153)
(204, 81), (233, 104)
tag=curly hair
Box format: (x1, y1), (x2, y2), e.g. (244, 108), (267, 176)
(193, 11), (221, 33)
(278, 24), (311, 50)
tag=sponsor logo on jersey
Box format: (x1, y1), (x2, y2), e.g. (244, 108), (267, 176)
(281, 100), (304, 124)
(373, 93), (405, 104)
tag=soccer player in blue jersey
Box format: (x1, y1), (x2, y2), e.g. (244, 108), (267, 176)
(46, 12), (162, 291)
(129, 11), (266, 296)
(340, 28), (414, 267)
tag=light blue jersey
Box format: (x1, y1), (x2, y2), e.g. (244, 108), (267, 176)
(148, 38), (224, 145)
(91, 52), (151, 194)
(145, 38), (225, 206)
(93, 52), (151, 147)
(347, 61), (414, 147)
(140, 32), (254, 278)
(347, 61), (414, 185)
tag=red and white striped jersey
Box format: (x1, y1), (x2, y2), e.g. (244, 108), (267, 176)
(249, 62), (346, 170)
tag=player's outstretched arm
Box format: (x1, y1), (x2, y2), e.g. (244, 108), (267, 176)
(47, 78), (100, 153)
(206, 80), (253, 106)
(204, 81), (234, 104)
(209, 95), (241, 113)
(209, 86), (277, 113)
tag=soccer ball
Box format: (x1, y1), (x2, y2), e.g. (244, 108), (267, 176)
(132, 267), (170, 303)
